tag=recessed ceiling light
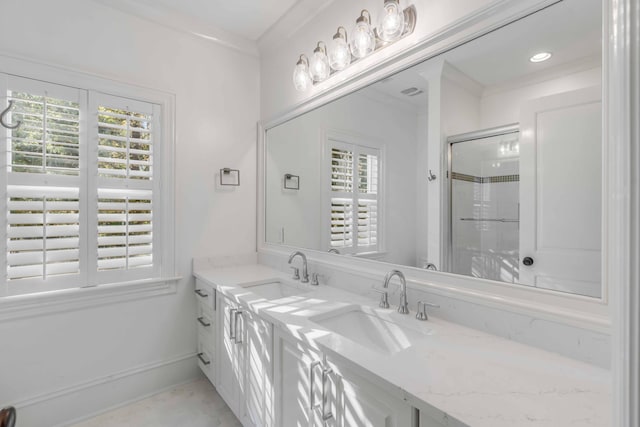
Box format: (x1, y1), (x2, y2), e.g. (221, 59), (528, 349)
(529, 52), (552, 63)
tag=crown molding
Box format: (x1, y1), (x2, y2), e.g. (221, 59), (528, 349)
(257, 0), (340, 55)
(91, 0), (259, 57)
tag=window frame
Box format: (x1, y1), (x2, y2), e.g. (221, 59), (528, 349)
(0, 55), (176, 299)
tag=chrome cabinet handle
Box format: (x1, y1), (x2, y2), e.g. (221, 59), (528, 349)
(321, 367), (334, 421)
(197, 316), (211, 327)
(197, 352), (211, 365)
(213, 289), (217, 311)
(234, 310), (243, 344)
(195, 289), (208, 298)
(228, 308), (237, 340)
(309, 360), (321, 410)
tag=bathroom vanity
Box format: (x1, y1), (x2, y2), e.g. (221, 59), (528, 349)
(193, 262), (610, 427)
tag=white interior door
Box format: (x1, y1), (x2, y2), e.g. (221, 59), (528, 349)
(519, 86), (602, 297)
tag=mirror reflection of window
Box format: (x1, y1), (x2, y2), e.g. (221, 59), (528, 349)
(328, 142), (380, 255)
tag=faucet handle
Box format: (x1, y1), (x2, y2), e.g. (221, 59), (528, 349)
(416, 301), (439, 321)
(290, 266), (300, 280)
(310, 272), (322, 286)
(373, 289), (390, 308)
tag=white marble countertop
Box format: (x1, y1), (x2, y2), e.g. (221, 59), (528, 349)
(194, 264), (611, 427)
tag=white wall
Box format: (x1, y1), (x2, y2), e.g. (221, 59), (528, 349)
(266, 91), (419, 266)
(0, 1), (259, 425)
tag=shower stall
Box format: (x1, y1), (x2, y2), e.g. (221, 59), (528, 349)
(447, 124), (520, 283)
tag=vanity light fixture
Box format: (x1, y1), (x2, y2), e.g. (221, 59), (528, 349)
(377, 0), (405, 42)
(292, 54), (312, 91)
(291, 4), (417, 91)
(529, 52), (552, 62)
(309, 42), (331, 82)
(351, 10), (376, 59)
(329, 27), (351, 71)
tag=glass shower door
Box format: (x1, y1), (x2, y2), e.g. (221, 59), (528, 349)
(449, 130), (520, 283)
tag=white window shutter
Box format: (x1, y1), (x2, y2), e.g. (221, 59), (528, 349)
(89, 93), (160, 284)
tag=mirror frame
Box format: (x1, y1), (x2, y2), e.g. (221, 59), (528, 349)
(257, 0), (616, 334)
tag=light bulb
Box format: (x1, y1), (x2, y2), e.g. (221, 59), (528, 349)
(309, 42), (330, 82)
(377, 0), (405, 42)
(329, 27), (351, 71)
(351, 10), (375, 59)
(292, 54), (311, 92)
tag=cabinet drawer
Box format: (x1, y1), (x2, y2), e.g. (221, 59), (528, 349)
(197, 341), (215, 385)
(195, 279), (216, 311)
(197, 301), (215, 347)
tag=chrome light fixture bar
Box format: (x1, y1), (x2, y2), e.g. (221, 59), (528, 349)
(292, 2), (417, 91)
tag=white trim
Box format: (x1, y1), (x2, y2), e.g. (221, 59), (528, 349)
(257, 0), (611, 334)
(11, 351), (196, 410)
(90, 0), (259, 57)
(608, 0), (640, 425)
(0, 276), (181, 322)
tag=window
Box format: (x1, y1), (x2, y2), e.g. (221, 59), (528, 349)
(1, 73), (169, 297)
(326, 136), (381, 254)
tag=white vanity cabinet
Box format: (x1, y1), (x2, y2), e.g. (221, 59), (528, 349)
(194, 279), (216, 384)
(274, 328), (414, 427)
(216, 293), (274, 427)
(274, 328), (327, 427)
(326, 356), (414, 427)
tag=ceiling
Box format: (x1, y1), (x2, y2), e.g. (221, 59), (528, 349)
(365, 0), (602, 106)
(128, 0), (300, 41)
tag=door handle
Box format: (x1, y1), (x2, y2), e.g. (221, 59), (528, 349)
(234, 310), (243, 344)
(228, 308), (237, 340)
(195, 289), (208, 298)
(321, 367), (334, 421)
(523, 256), (534, 266)
(309, 360), (321, 411)
(197, 316), (210, 327)
(197, 352), (211, 365)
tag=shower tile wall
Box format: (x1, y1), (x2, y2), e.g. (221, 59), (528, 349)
(451, 137), (520, 283)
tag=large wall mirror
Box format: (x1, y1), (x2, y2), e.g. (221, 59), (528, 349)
(265, 0), (603, 299)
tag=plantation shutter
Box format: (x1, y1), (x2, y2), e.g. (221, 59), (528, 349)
(328, 141), (380, 253)
(1, 73), (165, 297)
(90, 93), (160, 283)
(2, 75), (87, 294)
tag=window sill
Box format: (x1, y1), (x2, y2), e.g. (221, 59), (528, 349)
(0, 276), (182, 322)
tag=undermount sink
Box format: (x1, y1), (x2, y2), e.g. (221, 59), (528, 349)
(311, 307), (427, 355)
(241, 281), (311, 300)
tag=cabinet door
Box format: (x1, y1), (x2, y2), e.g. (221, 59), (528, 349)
(328, 358), (412, 427)
(242, 311), (274, 427)
(216, 296), (243, 417)
(274, 329), (323, 427)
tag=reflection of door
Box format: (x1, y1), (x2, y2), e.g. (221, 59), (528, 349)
(519, 86), (601, 297)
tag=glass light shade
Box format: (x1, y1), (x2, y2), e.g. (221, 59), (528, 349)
(309, 45), (330, 82)
(377, 0), (405, 42)
(292, 57), (311, 92)
(351, 20), (375, 59)
(329, 34), (351, 71)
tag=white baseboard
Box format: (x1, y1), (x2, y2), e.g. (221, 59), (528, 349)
(11, 352), (201, 427)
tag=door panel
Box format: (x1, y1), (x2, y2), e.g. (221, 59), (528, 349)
(275, 331), (322, 427)
(519, 86), (602, 297)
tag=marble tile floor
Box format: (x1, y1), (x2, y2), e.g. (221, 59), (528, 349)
(70, 379), (241, 427)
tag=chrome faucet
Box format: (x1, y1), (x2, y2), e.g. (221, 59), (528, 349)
(383, 269), (409, 314)
(288, 251), (309, 283)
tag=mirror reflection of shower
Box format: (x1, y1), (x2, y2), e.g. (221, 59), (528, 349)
(449, 125), (520, 283)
